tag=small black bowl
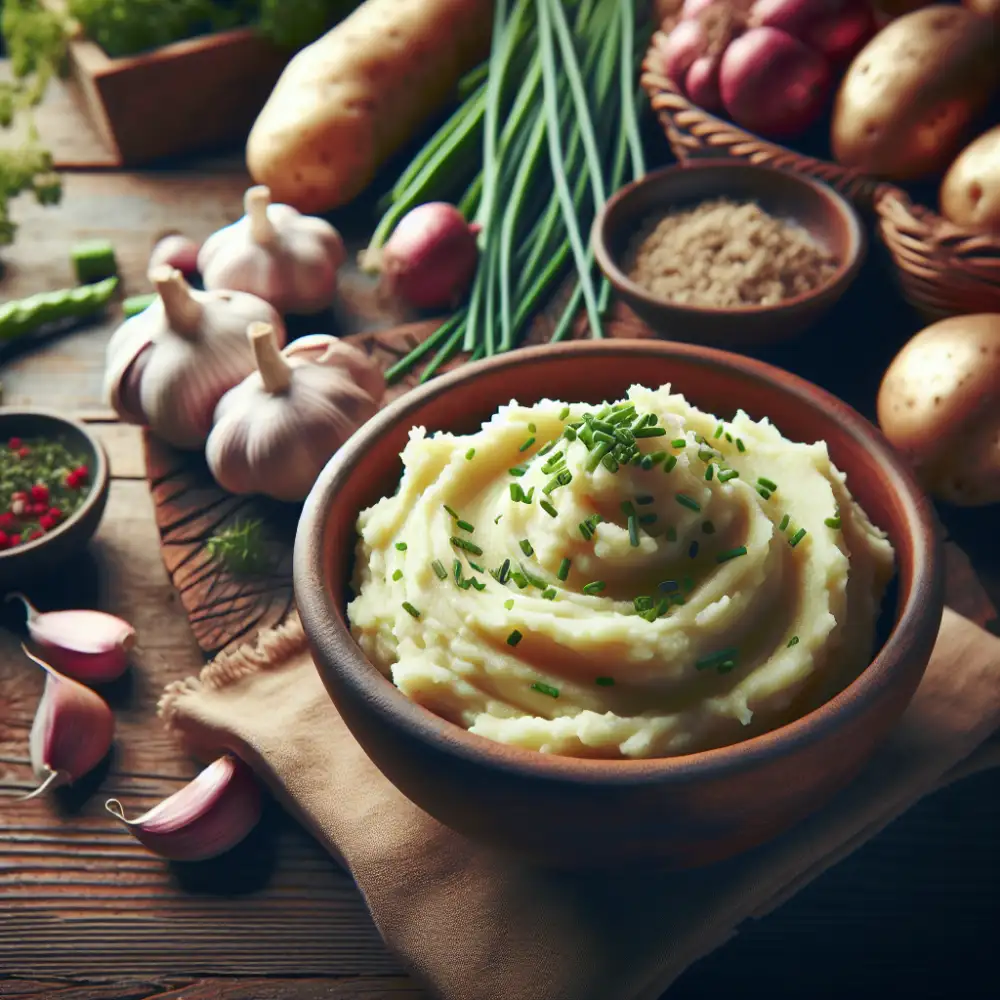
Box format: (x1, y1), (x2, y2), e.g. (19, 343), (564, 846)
(0, 408), (110, 590)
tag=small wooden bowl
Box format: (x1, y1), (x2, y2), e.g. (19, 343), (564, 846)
(592, 161), (867, 347)
(295, 341), (942, 869)
(0, 409), (110, 590)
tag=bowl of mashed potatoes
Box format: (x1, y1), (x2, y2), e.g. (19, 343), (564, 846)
(294, 341), (942, 868)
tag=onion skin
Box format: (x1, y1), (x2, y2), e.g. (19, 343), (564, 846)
(720, 26), (832, 138)
(149, 235), (201, 277)
(661, 17), (710, 83)
(686, 54), (725, 110)
(750, 0), (876, 64)
(380, 202), (479, 312)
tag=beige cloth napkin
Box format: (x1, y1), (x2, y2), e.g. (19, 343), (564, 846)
(159, 607), (1000, 1000)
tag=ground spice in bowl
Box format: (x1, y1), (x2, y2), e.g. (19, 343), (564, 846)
(626, 198), (840, 309)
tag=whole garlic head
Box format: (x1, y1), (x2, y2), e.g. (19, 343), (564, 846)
(103, 266), (285, 450)
(198, 185), (347, 315)
(206, 323), (384, 502)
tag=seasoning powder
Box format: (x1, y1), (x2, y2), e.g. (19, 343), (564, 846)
(626, 198), (840, 308)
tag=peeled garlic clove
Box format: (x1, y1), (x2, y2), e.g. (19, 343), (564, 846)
(23, 645), (115, 800)
(7, 593), (136, 683)
(106, 755), (263, 862)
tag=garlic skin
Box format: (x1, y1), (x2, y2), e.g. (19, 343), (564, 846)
(8, 593), (135, 684)
(23, 645), (114, 800)
(206, 323), (383, 502)
(198, 185), (347, 315)
(103, 266), (286, 450)
(106, 755), (262, 862)
(284, 333), (386, 405)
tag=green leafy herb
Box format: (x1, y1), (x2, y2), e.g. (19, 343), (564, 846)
(395, 541), (408, 551)
(206, 519), (271, 576)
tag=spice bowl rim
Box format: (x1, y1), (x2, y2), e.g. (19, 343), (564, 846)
(591, 159), (867, 321)
(0, 406), (110, 565)
(295, 338), (942, 786)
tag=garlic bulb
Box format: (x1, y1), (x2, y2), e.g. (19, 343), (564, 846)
(206, 323), (383, 502)
(103, 266), (286, 450)
(198, 185), (347, 315)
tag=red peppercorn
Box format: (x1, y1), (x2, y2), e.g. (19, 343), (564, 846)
(73, 464), (90, 483)
(17, 447), (30, 459)
(30, 502), (47, 516)
(7, 437), (21, 450)
(30, 483), (50, 503)
(0, 530), (8, 548)
(38, 515), (55, 532)
(27, 530), (44, 541)
(48, 507), (62, 521)
(10, 534), (21, 546)
(0, 513), (15, 531)
(65, 471), (79, 489)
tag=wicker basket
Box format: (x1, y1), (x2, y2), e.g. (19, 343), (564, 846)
(640, 31), (1000, 323)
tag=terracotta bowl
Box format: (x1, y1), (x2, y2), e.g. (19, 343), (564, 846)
(0, 408), (110, 591)
(294, 341), (942, 869)
(592, 161), (867, 348)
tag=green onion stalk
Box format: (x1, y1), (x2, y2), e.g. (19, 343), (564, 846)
(377, 0), (652, 386)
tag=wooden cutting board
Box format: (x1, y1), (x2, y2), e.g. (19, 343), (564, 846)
(143, 314), (658, 656)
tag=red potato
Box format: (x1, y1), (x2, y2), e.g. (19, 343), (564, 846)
(660, 17), (711, 83)
(686, 54), (725, 110)
(720, 26), (832, 137)
(750, 0), (875, 63)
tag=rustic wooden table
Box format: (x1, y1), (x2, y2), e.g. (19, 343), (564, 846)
(1, 77), (999, 1000)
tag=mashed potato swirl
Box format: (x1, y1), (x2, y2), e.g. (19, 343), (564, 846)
(347, 384), (895, 759)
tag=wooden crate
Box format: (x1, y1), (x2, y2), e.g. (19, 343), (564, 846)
(53, 16), (289, 166)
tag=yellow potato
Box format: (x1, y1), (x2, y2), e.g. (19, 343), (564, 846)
(877, 314), (1000, 505)
(246, 0), (492, 215)
(940, 126), (1000, 233)
(831, 5), (1000, 181)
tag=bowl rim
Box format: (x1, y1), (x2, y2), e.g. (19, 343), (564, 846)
(0, 407), (110, 561)
(591, 160), (867, 319)
(295, 339), (942, 785)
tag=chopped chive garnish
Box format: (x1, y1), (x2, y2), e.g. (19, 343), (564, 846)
(666, 526), (678, 541)
(696, 647), (738, 670)
(593, 430), (616, 445)
(636, 495), (655, 505)
(519, 436), (536, 453)
(705, 463), (714, 481)
(590, 418), (616, 435)
(540, 500), (558, 518)
(465, 448), (476, 460)
(579, 521), (593, 541)
(543, 470), (573, 494)
(431, 559), (447, 580)
(602, 454), (619, 473)
(595, 676), (615, 687)
(659, 579), (679, 592)
(457, 519), (475, 533)
(643, 451), (666, 470)
(717, 661), (736, 674)
(504, 598), (515, 610)
(495, 514), (503, 525)
(443, 504), (459, 519)
(825, 516), (842, 529)
(757, 487), (771, 500)
(519, 539), (534, 557)
(664, 455), (678, 473)
(702, 521), (715, 534)
(557, 558), (571, 581)
(787, 636), (800, 647)
(789, 528), (807, 548)
(676, 494), (701, 512)
(758, 477), (778, 492)
(454, 559), (463, 582)
(586, 441), (614, 472)
(507, 630), (523, 647)
(582, 581), (606, 595)
(468, 560), (486, 573)
(716, 546), (748, 563)
(541, 587), (557, 600)
(520, 564), (548, 589)
(628, 515), (640, 547)
(726, 432), (733, 443)
(714, 424), (724, 439)
(531, 681), (559, 698)
(698, 448), (715, 463)
(689, 540), (699, 559)
(392, 569), (403, 581)
(736, 438), (746, 453)
(779, 514), (790, 531)
(640, 513), (657, 525)
(523, 487), (535, 503)
(718, 469), (739, 483)
(469, 578), (486, 591)
(451, 536), (483, 555)
(498, 558), (511, 584)
(634, 595), (654, 612)
(537, 441), (556, 457)
(509, 466), (527, 477)
(541, 450), (564, 471)
(634, 426), (667, 438)
(402, 602), (421, 619)
(621, 500), (637, 519)
(559, 406), (570, 420)
(510, 483), (524, 502)
(395, 542), (408, 551)
(510, 571), (528, 589)
(671, 438), (686, 448)
(563, 427), (577, 441)
(683, 575), (695, 592)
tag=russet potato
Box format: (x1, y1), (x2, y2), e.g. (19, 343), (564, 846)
(940, 125), (1000, 233)
(831, 5), (1000, 181)
(877, 314), (1000, 505)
